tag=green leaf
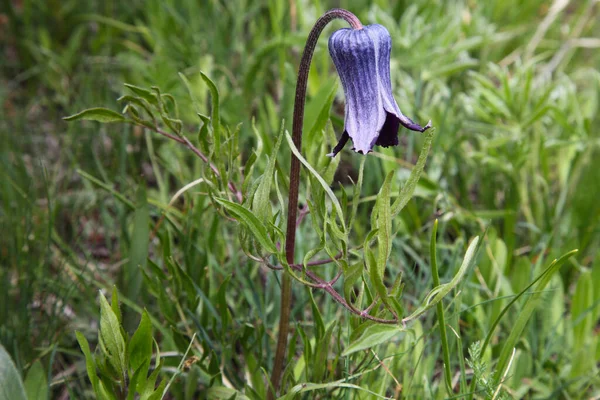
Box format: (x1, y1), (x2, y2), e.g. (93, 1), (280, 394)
(119, 96), (157, 127)
(99, 291), (127, 378)
(285, 132), (346, 232)
(343, 261), (364, 305)
(571, 269), (595, 378)
(143, 86), (182, 135)
(430, 220), (452, 393)
(277, 381), (387, 400)
(157, 333), (196, 399)
(63, 108), (128, 123)
(128, 310), (153, 374)
(348, 157), (366, 229)
(313, 322), (336, 381)
(404, 235), (480, 322)
(199, 71), (220, 153)
(493, 250), (577, 382)
(216, 276), (232, 333)
(117, 94), (156, 116)
(391, 129), (434, 216)
(376, 171), (394, 276)
(24, 360), (48, 400)
(214, 198), (277, 254)
(146, 379), (167, 400)
(124, 84), (159, 106)
(122, 105), (156, 130)
(572, 270), (594, 350)
(75, 331), (100, 395)
(140, 359), (163, 400)
(367, 247), (390, 310)
(252, 124), (283, 222)
(111, 287), (122, 325)
(319, 121), (342, 185)
(128, 361), (150, 400)
(178, 72), (201, 113)
(126, 185), (150, 302)
(79, 14), (150, 34)
(0, 344), (27, 400)
(98, 380), (118, 400)
(206, 386), (250, 399)
(306, 287), (325, 339)
(342, 324), (405, 356)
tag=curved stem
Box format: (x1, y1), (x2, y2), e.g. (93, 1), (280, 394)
(268, 8), (362, 399)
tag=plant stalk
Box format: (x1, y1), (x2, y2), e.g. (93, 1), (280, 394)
(268, 8), (362, 399)
(431, 219), (453, 394)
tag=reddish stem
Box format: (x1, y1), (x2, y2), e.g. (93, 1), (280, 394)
(268, 9), (362, 399)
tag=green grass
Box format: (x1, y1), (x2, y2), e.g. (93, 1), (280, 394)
(1, 0), (599, 398)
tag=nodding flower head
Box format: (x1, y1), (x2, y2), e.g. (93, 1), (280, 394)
(327, 24), (431, 157)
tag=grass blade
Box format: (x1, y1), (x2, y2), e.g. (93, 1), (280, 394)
(492, 249), (578, 383)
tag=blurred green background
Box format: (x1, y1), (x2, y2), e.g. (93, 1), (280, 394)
(1, 0), (599, 398)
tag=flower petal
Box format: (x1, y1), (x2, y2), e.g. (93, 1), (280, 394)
(365, 24), (431, 133)
(327, 131), (350, 157)
(329, 28), (386, 154)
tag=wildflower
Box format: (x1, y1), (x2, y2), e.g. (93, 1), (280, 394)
(327, 24), (431, 156)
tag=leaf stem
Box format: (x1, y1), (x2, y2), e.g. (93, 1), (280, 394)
(150, 125), (242, 202)
(268, 8), (362, 399)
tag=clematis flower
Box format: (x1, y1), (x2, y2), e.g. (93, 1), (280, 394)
(327, 24), (431, 156)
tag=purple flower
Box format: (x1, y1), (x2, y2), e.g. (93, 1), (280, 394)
(327, 24), (431, 156)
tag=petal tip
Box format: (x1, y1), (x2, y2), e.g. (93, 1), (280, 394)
(423, 120), (432, 131)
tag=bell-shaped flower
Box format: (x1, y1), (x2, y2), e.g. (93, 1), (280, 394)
(327, 24), (431, 156)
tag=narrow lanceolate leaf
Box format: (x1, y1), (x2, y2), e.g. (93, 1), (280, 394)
(252, 125), (283, 222)
(124, 83), (159, 106)
(348, 157), (366, 229)
(404, 236), (480, 322)
(215, 198), (277, 254)
(75, 331), (100, 395)
(285, 132), (346, 232)
(178, 72), (201, 113)
(140, 359), (164, 400)
(391, 129), (434, 216)
(376, 171), (394, 276)
(99, 291), (127, 378)
(111, 286), (122, 324)
(199, 71), (220, 151)
(572, 270), (594, 350)
(571, 269), (594, 378)
(205, 387), (250, 400)
(0, 344), (27, 400)
(366, 247), (389, 312)
(278, 381), (387, 400)
(128, 310), (153, 373)
(342, 324), (404, 356)
(63, 108), (128, 123)
(343, 261), (363, 305)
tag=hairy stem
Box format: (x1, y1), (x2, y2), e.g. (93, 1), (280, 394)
(268, 8), (362, 399)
